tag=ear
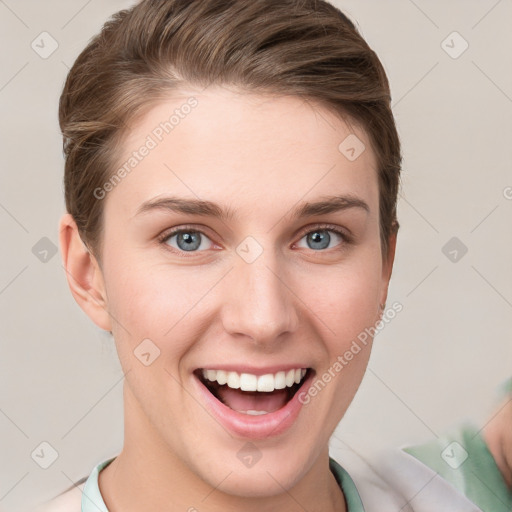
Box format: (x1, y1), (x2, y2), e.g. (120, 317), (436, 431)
(378, 230), (398, 312)
(59, 213), (112, 331)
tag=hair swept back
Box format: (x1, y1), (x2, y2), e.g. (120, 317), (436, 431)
(59, 0), (401, 261)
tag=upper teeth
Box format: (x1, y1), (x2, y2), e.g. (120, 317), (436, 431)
(201, 368), (307, 392)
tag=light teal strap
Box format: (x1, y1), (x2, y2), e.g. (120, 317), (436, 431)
(81, 458), (115, 512)
(329, 456), (365, 511)
(404, 423), (512, 512)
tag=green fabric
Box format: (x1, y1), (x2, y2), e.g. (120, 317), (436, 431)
(499, 376), (512, 397)
(404, 423), (512, 512)
(82, 457), (114, 511)
(81, 456), (364, 511)
(329, 456), (365, 511)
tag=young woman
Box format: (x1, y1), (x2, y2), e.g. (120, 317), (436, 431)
(43, 0), (402, 510)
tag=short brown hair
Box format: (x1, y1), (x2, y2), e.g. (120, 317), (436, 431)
(59, 0), (401, 261)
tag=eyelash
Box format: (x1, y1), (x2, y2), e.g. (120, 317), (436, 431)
(156, 223), (353, 256)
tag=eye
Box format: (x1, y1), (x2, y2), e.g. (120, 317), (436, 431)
(157, 224), (351, 255)
(295, 226), (349, 251)
(158, 227), (214, 253)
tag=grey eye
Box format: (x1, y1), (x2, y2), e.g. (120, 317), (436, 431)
(307, 230), (331, 250)
(165, 231), (212, 252)
(296, 229), (344, 251)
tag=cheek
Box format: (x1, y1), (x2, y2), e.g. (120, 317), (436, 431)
(304, 256), (383, 344)
(104, 258), (217, 359)
(296, 259), (382, 434)
(103, 263), (201, 410)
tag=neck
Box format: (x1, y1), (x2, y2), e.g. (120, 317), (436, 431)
(98, 384), (346, 512)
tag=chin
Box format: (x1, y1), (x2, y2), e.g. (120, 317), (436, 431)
(208, 463), (304, 498)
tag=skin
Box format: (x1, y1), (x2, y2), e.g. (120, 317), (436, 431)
(59, 86), (396, 512)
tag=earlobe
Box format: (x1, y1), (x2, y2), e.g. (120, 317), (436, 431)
(58, 213), (112, 331)
(378, 230), (398, 314)
(384, 231), (397, 280)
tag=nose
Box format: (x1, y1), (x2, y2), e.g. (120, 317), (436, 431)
(220, 244), (299, 347)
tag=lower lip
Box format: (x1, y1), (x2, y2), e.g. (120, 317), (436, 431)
(193, 371), (314, 440)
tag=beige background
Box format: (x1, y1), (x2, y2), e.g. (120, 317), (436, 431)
(0, 0), (511, 510)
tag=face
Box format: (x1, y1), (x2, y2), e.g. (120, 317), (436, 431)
(94, 86), (393, 496)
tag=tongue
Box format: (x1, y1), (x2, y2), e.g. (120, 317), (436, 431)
(217, 386), (290, 413)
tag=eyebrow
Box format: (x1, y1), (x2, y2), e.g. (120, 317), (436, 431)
(135, 194), (370, 220)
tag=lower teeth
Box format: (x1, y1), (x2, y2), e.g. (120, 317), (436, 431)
(244, 410), (269, 415)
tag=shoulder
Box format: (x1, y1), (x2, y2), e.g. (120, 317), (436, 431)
(374, 446), (483, 511)
(330, 449), (414, 512)
(32, 481), (85, 512)
(333, 427), (490, 512)
(385, 422), (512, 512)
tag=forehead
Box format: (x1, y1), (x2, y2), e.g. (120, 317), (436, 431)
(105, 87), (379, 219)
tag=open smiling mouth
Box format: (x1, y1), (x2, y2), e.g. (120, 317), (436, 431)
(194, 368), (313, 415)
